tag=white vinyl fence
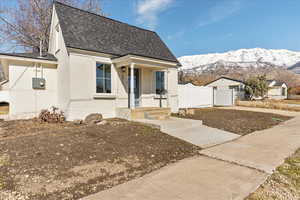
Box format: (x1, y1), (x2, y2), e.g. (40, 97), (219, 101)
(178, 84), (213, 108)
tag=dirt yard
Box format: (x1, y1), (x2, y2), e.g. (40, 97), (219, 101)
(247, 148), (300, 200)
(0, 119), (200, 200)
(173, 108), (292, 135)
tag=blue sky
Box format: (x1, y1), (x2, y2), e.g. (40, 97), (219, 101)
(1, 0), (300, 57)
(102, 0), (300, 57)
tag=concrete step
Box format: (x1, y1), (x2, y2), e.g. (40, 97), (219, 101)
(145, 113), (170, 120)
(131, 107), (171, 120)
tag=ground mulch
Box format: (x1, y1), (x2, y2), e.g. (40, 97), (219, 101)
(173, 108), (292, 135)
(0, 119), (200, 200)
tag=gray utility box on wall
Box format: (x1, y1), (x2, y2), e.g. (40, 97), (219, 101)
(32, 78), (46, 89)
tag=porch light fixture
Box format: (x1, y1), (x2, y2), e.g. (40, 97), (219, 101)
(121, 66), (126, 73)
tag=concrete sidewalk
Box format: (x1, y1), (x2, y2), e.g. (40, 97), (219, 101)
(83, 108), (300, 200)
(83, 156), (267, 200)
(136, 117), (240, 148)
(200, 115), (300, 174)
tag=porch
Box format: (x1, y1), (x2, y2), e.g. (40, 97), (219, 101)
(116, 107), (171, 120)
(113, 55), (179, 119)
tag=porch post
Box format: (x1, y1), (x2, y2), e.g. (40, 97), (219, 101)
(130, 63), (135, 108)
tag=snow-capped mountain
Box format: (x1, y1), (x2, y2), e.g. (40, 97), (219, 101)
(178, 48), (300, 74)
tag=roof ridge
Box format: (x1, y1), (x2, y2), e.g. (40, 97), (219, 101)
(54, 1), (157, 34)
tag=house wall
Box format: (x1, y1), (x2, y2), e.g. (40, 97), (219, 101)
(206, 78), (245, 100)
(206, 78), (244, 89)
(8, 61), (57, 118)
(67, 53), (118, 120)
(268, 85), (288, 100)
(138, 67), (178, 112)
(48, 6), (71, 112)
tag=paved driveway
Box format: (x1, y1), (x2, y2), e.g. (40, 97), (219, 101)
(136, 117), (240, 148)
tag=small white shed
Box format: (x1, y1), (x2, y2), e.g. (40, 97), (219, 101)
(205, 77), (246, 100)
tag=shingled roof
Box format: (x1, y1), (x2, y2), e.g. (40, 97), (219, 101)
(54, 2), (179, 64)
(0, 52), (57, 61)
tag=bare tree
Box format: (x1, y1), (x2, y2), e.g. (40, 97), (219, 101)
(82, 0), (105, 15)
(0, 0), (106, 52)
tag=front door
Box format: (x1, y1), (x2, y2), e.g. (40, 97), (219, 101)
(128, 68), (140, 107)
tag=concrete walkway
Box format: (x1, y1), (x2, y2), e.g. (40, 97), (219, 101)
(136, 117), (240, 148)
(84, 156), (267, 200)
(83, 108), (300, 200)
(200, 110), (300, 174)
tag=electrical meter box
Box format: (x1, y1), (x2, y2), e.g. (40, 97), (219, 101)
(32, 78), (46, 89)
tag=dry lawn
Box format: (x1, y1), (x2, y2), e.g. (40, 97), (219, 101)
(0, 105), (8, 115)
(173, 108), (292, 135)
(0, 119), (200, 200)
(237, 100), (300, 112)
(247, 148), (300, 200)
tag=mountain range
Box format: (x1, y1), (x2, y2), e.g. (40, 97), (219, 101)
(178, 48), (300, 74)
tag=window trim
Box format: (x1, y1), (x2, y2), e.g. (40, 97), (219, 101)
(154, 70), (166, 95)
(95, 62), (112, 95)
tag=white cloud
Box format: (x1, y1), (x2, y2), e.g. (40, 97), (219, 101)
(167, 30), (185, 40)
(136, 0), (174, 29)
(199, 0), (243, 27)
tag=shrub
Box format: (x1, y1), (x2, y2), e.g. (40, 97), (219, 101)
(38, 106), (65, 123)
(245, 75), (268, 100)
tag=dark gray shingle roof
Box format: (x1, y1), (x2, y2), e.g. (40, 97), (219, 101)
(0, 52), (57, 61)
(54, 2), (179, 64)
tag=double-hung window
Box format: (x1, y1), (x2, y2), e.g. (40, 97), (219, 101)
(155, 71), (165, 94)
(96, 63), (111, 93)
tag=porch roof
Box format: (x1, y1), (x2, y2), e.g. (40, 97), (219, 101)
(112, 54), (178, 69)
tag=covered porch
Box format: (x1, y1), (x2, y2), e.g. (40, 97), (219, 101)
(113, 55), (178, 120)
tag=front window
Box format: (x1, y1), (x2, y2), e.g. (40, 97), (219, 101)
(96, 63), (111, 93)
(156, 71), (165, 94)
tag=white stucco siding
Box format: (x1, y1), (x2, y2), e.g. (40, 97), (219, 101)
(166, 68), (179, 112)
(49, 7), (71, 111)
(67, 53), (117, 120)
(8, 63), (57, 117)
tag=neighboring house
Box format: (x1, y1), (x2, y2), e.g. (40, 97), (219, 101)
(267, 80), (288, 100)
(205, 77), (246, 100)
(0, 2), (180, 120)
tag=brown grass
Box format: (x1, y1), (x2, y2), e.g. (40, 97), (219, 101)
(0, 105), (8, 115)
(247, 148), (300, 200)
(236, 100), (300, 112)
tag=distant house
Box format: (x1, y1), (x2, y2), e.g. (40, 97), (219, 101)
(205, 77), (246, 100)
(267, 80), (288, 100)
(0, 2), (180, 120)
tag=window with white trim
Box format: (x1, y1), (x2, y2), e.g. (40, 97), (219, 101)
(155, 71), (165, 94)
(96, 63), (111, 93)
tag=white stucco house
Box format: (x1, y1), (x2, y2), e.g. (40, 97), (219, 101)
(0, 2), (180, 120)
(266, 80), (288, 100)
(205, 77), (246, 100)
